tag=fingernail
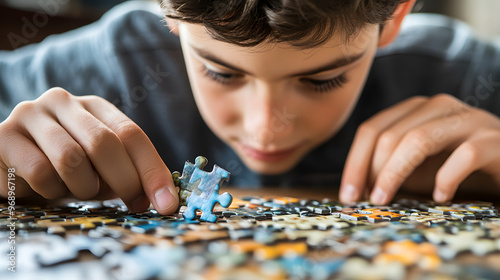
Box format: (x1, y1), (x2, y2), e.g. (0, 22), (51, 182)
(371, 187), (388, 205)
(131, 194), (150, 213)
(154, 187), (175, 211)
(434, 190), (447, 202)
(340, 184), (358, 202)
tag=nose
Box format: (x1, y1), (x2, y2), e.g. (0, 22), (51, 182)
(243, 82), (295, 148)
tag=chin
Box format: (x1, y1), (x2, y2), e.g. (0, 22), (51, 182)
(247, 163), (293, 175)
(239, 155), (301, 175)
(231, 143), (310, 175)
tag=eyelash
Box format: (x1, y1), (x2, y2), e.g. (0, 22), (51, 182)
(202, 67), (234, 85)
(201, 66), (349, 93)
(303, 74), (349, 93)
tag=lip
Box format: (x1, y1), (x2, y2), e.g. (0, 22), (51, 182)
(240, 144), (299, 162)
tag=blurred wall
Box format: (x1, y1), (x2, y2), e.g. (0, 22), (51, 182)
(414, 0), (500, 39)
(449, 0), (500, 39)
(0, 0), (155, 50)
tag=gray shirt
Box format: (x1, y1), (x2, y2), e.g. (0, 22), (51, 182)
(1, 2), (499, 187)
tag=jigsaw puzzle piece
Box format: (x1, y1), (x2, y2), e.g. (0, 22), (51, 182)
(373, 240), (441, 270)
(183, 164), (232, 222)
(230, 240), (307, 260)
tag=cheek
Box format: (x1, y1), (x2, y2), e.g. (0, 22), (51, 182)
(189, 71), (240, 134)
(304, 66), (370, 139)
(306, 96), (353, 138)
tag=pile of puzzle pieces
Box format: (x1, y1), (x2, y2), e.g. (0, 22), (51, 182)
(1, 195), (500, 279)
(1, 157), (500, 279)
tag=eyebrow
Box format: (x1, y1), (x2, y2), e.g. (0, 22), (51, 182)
(191, 46), (366, 77)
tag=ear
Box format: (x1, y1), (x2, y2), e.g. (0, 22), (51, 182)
(378, 0), (416, 47)
(166, 18), (180, 36)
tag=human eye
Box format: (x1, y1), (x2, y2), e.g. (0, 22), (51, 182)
(201, 65), (236, 85)
(302, 73), (349, 93)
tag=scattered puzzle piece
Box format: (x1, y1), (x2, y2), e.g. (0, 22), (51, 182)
(1, 192), (500, 280)
(229, 240), (307, 260)
(374, 240), (441, 270)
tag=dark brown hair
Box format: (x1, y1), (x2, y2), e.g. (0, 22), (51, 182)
(161, 0), (408, 48)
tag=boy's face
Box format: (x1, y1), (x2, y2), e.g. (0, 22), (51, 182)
(178, 23), (380, 174)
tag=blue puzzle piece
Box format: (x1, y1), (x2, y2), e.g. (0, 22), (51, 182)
(172, 156), (233, 222)
(183, 164), (233, 223)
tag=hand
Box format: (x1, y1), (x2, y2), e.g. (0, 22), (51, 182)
(0, 87), (179, 214)
(340, 94), (500, 204)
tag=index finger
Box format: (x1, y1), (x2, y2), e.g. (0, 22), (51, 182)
(82, 97), (179, 214)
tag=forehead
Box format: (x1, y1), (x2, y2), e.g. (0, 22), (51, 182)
(181, 22), (378, 53)
(179, 23), (379, 78)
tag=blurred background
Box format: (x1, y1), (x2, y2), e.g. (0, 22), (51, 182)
(0, 0), (498, 50)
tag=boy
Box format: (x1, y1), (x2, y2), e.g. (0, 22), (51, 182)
(1, 0), (499, 215)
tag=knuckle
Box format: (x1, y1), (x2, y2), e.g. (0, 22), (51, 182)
(405, 128), (428, 145)
(431, 93), (459, 106)
(84, 125), (119, 156)
(114, 120), (144, 142)
(79, 94), (101, 102)
(377, 131), (399, 151)
(432, 93), (453, 101)
(458, 141), (479, 164)
(79, 94), (108, 107)
(41, 87), (72, 101)
(406, 129), (436, 155)
(52, 143), (85, 174)
(10, 100), (36, 118)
